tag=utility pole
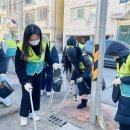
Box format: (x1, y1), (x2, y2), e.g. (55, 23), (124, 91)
(17, 0), (24, 41)
(50, 0), (56, 41)
(90, 0), (108, 128)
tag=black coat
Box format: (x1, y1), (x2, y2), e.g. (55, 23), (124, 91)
(71, 54), (92, 95)
(0, 46), (7, 74)
(106, 42), (130, 125)
(15, 44), (54, 85)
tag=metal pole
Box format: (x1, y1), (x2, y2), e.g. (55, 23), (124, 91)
(29, 91), (37, 130)
(17, 0), (24, 41)
(90, 0), (108, 125)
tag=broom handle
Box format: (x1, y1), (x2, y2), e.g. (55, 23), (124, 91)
(29, 91), (37, 130)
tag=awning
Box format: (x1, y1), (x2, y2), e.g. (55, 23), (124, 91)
(112, 9), (130, 20)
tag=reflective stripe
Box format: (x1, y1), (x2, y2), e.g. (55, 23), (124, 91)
(49, 42), (54, 53)
(117, 55), (130, 78)
(66, 43), (84, 50)
(17, 41), (47, 76)
(5, 40), (17, 48)
(79, 53), (93, 72)
(17, 41), (46, 62)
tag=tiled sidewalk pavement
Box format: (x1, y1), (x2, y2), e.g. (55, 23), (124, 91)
(61, 97), (119, 130)
(0, 72), (119, 130)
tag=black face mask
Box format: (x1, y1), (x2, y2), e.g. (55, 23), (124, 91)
(116, 57), (121, 63)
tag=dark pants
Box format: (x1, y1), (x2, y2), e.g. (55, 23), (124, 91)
(41, 66), (53, 92)
(20, 72), (42, 117)
(119, 123), (130, 130)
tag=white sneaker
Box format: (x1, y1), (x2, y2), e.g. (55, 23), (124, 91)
(46, 92), (51, 96)
(73, 94), (79, 101)
(40, 90), (44, 96)
(29, 113), (40, 121)
(20, 117), (27, 126)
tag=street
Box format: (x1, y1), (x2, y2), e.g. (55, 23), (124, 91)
(0, 67), (118, 130)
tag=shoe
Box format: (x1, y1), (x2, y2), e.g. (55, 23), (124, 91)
(29, 113), (40, 121)
(77, 99), (88, 109)
(73, 94), (79, 101)
(46, 92), (51, 96)
(40, 90), (45, 96)
(20, 117), (27, 126)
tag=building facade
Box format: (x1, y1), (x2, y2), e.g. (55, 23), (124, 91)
(0, 0), (64, 51)
(63, 0), (130, 46)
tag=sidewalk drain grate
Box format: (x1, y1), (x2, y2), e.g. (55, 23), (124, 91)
(48, 115), (67, 127)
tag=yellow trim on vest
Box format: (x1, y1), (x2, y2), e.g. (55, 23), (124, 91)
(79, 53), (93, 72)
(17, 41), (47, 62)
(66, 43), (84, 49)
(5, 40), (17, 48)
(49, 42), (54, 53)
(117, 54), (130, 78)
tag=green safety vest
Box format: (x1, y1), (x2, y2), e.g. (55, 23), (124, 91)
(5, 40), (17, 48)
(79, 53), (93, 72)
(117, 54), (130, 97)
(49, 42), (54, 54)
(17, 41), (47, 76)
(66, 43), (84, 50)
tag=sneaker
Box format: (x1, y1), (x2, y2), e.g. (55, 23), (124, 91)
(29, 113), (40, 121)
(20, 117), (27, 126)
(40, 90), (46, 96)
(46, 92), (51, 96)
(73, 94), (79, 101)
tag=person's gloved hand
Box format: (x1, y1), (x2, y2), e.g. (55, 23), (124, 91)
(70, 80), (75, 86)
(53, 63), (62, 70)
(76, 77), (83, 83)
(112, 78), (121, 86)
(24, 83), (33, 92)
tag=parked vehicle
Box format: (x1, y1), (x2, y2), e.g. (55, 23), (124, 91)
(84, 40), (130, 68)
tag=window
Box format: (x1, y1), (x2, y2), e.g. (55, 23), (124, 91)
(25, 11), (35, 25)
(120, 0), (130, 3)
(78, 8), (84, 18)
(1, 0), (7, 10)
(25, 0), (35, 4)
(37, 7), (47, 21)
(89, 6), (96, 18)
(36, 0), (48, 2)
(71, 7), (84, 20)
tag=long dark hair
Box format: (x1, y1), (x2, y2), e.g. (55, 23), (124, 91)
(21, 24), (43, 61)
(64, 47), (83, 75)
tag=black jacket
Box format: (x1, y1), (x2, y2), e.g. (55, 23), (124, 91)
(71, 55), (92, 81)
(15, 44), (54, 85)
(50, 46), (59, 63)
(106, 41), (130, 125)
(0, 46), (7, 74)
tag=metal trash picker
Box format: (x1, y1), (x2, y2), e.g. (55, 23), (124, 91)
(29, 90), (37, 130)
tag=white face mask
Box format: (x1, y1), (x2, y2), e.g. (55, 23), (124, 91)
(29, 39), (40, 46)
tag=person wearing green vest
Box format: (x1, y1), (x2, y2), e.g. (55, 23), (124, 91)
(105, 42), (130, 130)
(3, 34), (17, 71)
(61, 36), (85, 64)
(41, 34), (59, 96)
(61, 36), (86, 101)
(64, 47), (93, 109)
(15, 24), (61, 126)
